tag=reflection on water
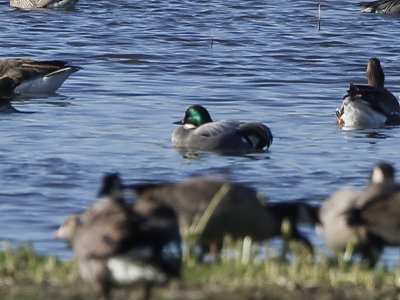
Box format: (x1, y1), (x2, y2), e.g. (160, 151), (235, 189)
(0, 99), (23, 114)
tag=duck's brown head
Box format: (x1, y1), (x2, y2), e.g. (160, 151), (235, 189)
(366, 57), (385, 88)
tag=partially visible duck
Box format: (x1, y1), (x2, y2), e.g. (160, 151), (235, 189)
(0, 58), (80, 96)
(317, 163), (397, 266)
(336, 58), (400, 129)
(55, 173), (181, 300)
(172, 105), (273, 154)
(360, 0), (400, 14)
(131, 177), (313, 260)
(10, 0), (78, 10)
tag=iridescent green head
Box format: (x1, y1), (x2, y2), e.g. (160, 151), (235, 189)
(174, 105), (213, 128)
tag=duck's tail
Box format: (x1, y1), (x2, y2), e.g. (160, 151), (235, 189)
(237, 123), (273, 150)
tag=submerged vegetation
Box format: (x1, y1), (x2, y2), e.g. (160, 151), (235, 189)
(1, 240), (400, 300)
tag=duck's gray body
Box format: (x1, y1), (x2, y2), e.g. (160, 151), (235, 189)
(10, 0), (78, 9)
(0, 58), (79, 95)
(173, 120), (272, 153)
(361, 0), (400, 14)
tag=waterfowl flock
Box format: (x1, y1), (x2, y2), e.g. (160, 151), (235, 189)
(55, 163), (400, 299)
(2, 0), (400, 299)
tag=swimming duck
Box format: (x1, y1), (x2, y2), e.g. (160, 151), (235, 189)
(0, 58), (80, 96)
(172, 105), (273, 154)
(10, 0), (78, 9)
(360, 0), (400, 14)
(336, 58), (400, 129)
(55, 173), (181, 300)
(131, 176), (313, 260)
(317, 163), (397, 266)
(347, 163), (400, 247)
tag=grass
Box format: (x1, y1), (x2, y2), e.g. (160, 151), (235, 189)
(1, 240), (400, 300)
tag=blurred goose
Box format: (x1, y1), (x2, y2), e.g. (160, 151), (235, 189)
(347, 163), (400, 246)
(172, 105), (273, 154)
(336, 58), (400, 129)
(131, 177), (313, 260)
(318, 163), (397, 266)
(55, 173), (181, 300)
(360, 0), (400, 14)
(10, 0), (78, 9)
(0, 58), (80, 95)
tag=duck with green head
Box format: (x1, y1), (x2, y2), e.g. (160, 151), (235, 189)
(172, 105), (273, 154)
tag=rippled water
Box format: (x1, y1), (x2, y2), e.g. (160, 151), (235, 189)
(1, 0), (400, 263)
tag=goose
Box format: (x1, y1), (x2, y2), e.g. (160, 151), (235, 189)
(360, 0), (400, 14)
(0, 58), (80, 96)
(172, 105), (273, 154)
(336, 58), (400, 129)
(10, 0), (78, 10)
(55, 173), (181, 300)
(131, 177), (313, 260)
(317, 163), (397, 266)
(347, 164), (400, 246)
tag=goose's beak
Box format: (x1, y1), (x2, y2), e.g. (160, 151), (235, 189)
(173, 120), (183, 125)
(53, 227), (63, 239)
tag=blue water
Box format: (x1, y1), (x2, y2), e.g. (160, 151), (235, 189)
(1, 0), (400, 264)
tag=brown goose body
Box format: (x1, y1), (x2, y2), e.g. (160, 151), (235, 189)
(132, 177), (313, 257)
(318, 163), (398, 266)
(347, 164), (400, 246)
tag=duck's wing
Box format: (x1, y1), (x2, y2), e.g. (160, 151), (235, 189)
(346, 83), (400, 117)
(361, 0), (400, 14)
(194, 120), (239, 136)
